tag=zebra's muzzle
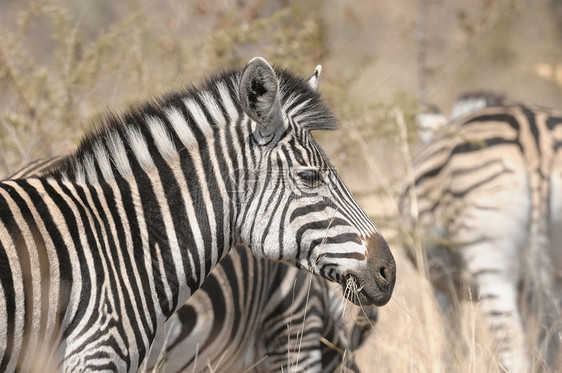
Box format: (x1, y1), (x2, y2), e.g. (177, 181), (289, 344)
(341, 233), (396, 306)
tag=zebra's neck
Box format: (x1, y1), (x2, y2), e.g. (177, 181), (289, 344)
(51, 73), (253, 320)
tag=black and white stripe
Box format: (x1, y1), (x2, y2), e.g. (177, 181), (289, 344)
(6, 157), (370, 373)
(144, 243), (366, 373)
(4, 158), (66, 180)
(0, 57), (395, 372)
(402, 98), (562, 372)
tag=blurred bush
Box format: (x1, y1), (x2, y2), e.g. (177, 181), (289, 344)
(0, 0), (340, 175)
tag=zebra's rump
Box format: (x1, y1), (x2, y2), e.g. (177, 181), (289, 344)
(402, 101), (562, 372)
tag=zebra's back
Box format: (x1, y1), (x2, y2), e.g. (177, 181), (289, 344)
(5, 157), (64, 179)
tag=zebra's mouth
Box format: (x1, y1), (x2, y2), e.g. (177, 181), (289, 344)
(338, 233), (396, 307)
(341, 274), (393, 307)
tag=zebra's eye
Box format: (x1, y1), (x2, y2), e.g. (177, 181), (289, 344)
(296, 168), (323, 188)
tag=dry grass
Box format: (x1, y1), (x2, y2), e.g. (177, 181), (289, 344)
(352, 247), (497, 373)
(352, 245), (561, 372)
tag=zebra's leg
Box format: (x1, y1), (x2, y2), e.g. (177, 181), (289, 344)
(448, 163), (532, 372)
(543, 168), (562, 368)
(468, 263), (527, 373)
(456, 210), (529, 371)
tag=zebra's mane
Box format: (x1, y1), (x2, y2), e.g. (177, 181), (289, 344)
(51, 66), (338, 181)
(274, 67), (338, 131)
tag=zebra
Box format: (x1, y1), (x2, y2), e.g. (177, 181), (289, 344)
(4, 158), (66, 179)
(401, 99), (562, 372)
(415, 104), (448, 144)
(144, 243), (368, 373)
(5, 157), (372, 372)
(416, 91), (506, 144)
(0, 56), (395, 372)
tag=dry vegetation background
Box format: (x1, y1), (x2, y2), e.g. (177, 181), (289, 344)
(1, 0), (562, 372)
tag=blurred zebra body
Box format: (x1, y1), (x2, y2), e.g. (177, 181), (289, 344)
(6, 159), (367, 372)
(402, 101), (562, 372)
(145, 244), (361, 373)
(0, 57), (395, 372)
(416, 91), (505, 144)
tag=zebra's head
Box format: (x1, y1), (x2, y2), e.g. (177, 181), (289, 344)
(236, 57), (396, 306)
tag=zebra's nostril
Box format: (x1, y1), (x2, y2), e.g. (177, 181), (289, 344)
(375, 263), (396, 287)
(379, 266), (388, 282)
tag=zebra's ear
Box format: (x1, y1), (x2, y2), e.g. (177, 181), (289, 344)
(306, 65), (322, 91)
(239, 57), (284, 133)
